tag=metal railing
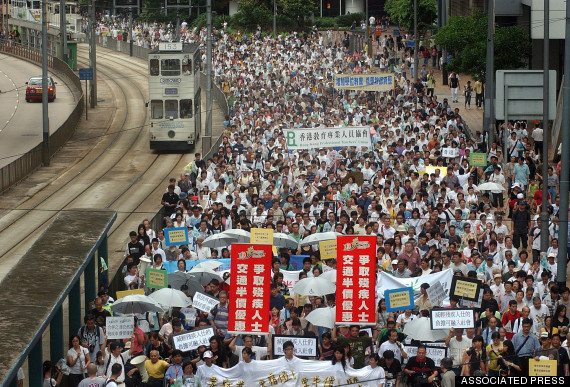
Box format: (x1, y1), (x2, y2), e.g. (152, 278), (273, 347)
(0, 40), (84, 193)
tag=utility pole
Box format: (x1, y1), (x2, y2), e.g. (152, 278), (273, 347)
(42, 0), (50, 166)
(413, 0), (418, 81)
(540, 0), (550, 253)
(273, 0), (276, 36)
(59, 0), (67, 63)
(90, 0), (97, 107)
(203, 0), (212, 155)
(484, 0), (495, 149)
(365, 0), (369, 55)
(176, 0), (180, 40)
(441, 0), (448, 85)
(558, 0), (570, 286)
(129, 2), (133, 56)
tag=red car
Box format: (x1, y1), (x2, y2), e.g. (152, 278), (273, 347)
(25, 76), (56, 102)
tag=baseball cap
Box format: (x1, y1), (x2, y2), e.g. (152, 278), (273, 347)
(540, 332), (549, 338)
(517, 193), (524, 199)
(203, 350), (214, 358)
(391, 259), (399, 265)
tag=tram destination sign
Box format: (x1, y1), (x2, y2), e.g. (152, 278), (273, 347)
(159, 42), (183, 51)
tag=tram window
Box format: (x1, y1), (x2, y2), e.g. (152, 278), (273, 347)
(150, 59), (159, 76)
(150, 100), (163, 119)
(165, 100), (178, 119)
(161, 59), (180, 76)
(180, 99), (192, 119)
(182, 58), (192, 75)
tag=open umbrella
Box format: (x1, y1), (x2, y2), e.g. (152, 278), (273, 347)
(402, 317), (449, 342)
(149, 288), (192, 308)
(299, 232), (341, 247)
(185, 278), (206, 297)
(305, 307), (336, 329)
(168, 271), (189, 291)
(110, 294), (164, 314)
(194, 260), (223, 271)
(273, 232), (299, 249)
(203, 234), (236, 248)
(188, 267), (223, 285)
(222, 229), (251, 243)
(320, 269), (337, 283)
(477, 182), (505, 191)
(292, 276), (336, 296)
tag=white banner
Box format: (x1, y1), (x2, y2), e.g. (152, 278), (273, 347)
(195, 357), (385, 387)
(106, 316), (134, 339)
(285, 127), (372, 150)
(193, 292), (220, 313)
(172, 326), (215, 351)
(273, 336), (318, 357)
(282, 270), (303, 297)
(376, 269), (453, 305)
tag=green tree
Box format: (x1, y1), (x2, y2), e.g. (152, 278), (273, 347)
(384, 0), (437, 32)
(279, 0), (318, 30)
(435, 12), (530, 81)
(232, 0), (272, 29)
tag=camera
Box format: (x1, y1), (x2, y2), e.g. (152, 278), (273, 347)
(89, 344), (95, 353)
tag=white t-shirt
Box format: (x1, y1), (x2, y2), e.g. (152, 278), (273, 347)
(234, 345), (269, 361)
(396, 313), (417, 327)
(67, 346), (89, 374)
(379, 341), (404, 362)
(531, 128), (543, 142)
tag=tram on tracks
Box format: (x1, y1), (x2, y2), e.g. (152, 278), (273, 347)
(148, 42), (201, 151)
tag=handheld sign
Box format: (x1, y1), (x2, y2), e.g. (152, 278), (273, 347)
(164, 227), (189, 246)
(272, 335), (318, 357)
(319, 239), (337, 260)
(116, 289), (145, 299)
(442, 148), (459, 158)
(426, 281), (447, 305)
(146, 268), (168, 289)
(172, 326), (215, 352)
(528, 359), (557, 376)
(450, 276), (481, 302)
(385, 287), (414, 312)
(403, 345), (447, 367)
(192, 292), (220, 313)
(430, 308), (475, 330)
(250, 228), (274, 245)
(469, 152), (487, 166)
(106, 316), (135, 339)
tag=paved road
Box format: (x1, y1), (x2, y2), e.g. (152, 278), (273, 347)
(0, 53), (77, 168)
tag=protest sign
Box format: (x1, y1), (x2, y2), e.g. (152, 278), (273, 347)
(289, 255), (310, 270)
(334, 74), (394, 91)
(442, 148), (459, 158)
(285, 127), (371, 150)
(424, 166), (447, 177)
(319, 239), (337, 260)
(164, 227), (189, 246)
(250, 228), (274, 245)
(172, 326), (215, 351)
(430, 308), (475, 330)
(376, 269), (453, 306)
(106, 316), (135, 339)
(470, 152), (487, 167)
(384, 287), (414, 312)
(336, 236), (376, 325)
(180, 307), (197, 327)
(426, 281), (447, 305)
(116, 289), (145, 299)
(228, 244), (272, 334)
(146, 267), (168, 289)
(193, 292), (220, 313)
(450, 276), (481, 302)
(403, 345), (447, 367)
(528, 359), (557, 376)
(272, 336), (318, 357)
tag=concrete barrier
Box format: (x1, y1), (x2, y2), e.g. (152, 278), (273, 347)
(0, 40), (84, 193)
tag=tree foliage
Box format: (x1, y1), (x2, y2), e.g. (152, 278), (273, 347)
(384, 0), (437, 32)
(232, 0), (273, 29)
(435, 12), (530, 82)
(279, 0), (318, 30)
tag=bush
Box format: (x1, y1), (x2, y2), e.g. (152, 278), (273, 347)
(314, 17), (336, 28)
(336, 12), (365, 27)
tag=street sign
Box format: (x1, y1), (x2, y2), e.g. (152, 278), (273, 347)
(78, 68), (93, 81)
(495, 70), (557, 120)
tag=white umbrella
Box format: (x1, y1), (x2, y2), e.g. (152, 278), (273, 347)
(194, 260), (223, 270)
(292, 276), (336, 296)
(110, 294), (164, 314)
(222, 229), (251, 243)
(477, 182), (505, 191)
(305, 307), (336, 329)
(299, 232), (341, 247)
(149, 288), (192, 308)
(402, 317), (449, 342)
(203, 234), (236, 248)
(273, 232), (299, 249)
(188, 267), (223, 285)
(320, 269), (337, 283)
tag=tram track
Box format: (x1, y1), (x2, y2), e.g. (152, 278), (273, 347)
(0, 45), (188, 278)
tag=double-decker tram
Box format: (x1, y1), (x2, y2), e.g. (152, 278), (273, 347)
(148, 42), (201, 151)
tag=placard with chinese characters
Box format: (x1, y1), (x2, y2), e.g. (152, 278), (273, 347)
(336, 236), (376, 325)
(106, 316), (135, 339)
(192, 292), (220, 313)
(146, 267), (168, 289)
(384, 287), (415, 312)
(430, 308), (475, 330)
(334, 74), (394, 91)
(250, 228), (274, 245)
(272, 336), (318, 357)
(450, 276), (481, 302)
(164, 227), (189, 246)
(228, 244), (272, 334)
(319, 240), (337, 260)
(285, 127), (372, 150)
(172, 326), (215, 351)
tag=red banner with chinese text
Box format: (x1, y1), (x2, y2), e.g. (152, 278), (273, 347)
(336, 236), (377, 326)
(228, 244), (272, 334)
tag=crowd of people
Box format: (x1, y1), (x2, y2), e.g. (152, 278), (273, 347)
(39, 10), (570, 387)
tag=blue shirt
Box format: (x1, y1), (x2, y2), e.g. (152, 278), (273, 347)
(511, 331), (540, 357)
(513, 163), (530, 185)
(165, 364), (184, 381)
